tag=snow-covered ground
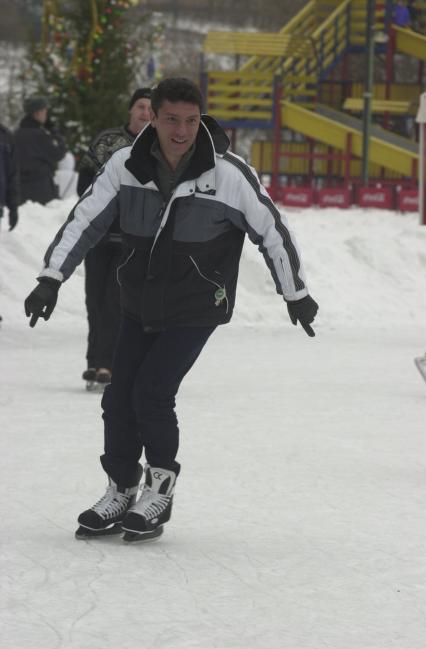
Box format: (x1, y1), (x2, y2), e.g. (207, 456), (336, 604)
(1, 198), (426, 649)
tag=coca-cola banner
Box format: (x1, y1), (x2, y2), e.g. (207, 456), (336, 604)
(317, 188), (351, 209)
(358, 187), (393, 209)
(280, 187), (314, 207)
(397, 190), (418, 212)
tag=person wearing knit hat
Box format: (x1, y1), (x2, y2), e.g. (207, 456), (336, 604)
(14, 95), (66, 205)
(128, 87), (152, 110)
(76, 87), (152, 389)
(23, 95), (49, 116)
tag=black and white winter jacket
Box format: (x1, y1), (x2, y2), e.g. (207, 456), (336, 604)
(40, 115), (308, 330)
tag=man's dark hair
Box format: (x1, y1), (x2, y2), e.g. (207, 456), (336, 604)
(151, 78), (203, 115)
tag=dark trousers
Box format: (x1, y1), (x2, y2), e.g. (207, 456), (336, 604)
(100, 316), (216, 486)
(84, 243), (121, 369)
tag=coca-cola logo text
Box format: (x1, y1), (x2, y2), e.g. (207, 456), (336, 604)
(362, 192), (386, 202)
(285, 192), (310, 203)
(321, 194), (346, 204)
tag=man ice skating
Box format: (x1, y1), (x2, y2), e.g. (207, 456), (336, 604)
(24, 77), (318, 543)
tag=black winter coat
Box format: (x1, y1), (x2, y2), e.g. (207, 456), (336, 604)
(14, 116), (66, 205)
(40, 117), (309, 330)
(0, 124), (19, 211)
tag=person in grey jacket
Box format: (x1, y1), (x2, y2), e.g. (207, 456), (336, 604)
(24, 77), (319, 543)
(15, 95), (66, 205)
(77, 88), (152, 387)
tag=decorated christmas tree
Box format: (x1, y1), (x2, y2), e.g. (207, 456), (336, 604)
(23, 0), (162, 160)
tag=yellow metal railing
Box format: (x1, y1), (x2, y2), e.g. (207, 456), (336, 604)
(281, 100), (417, 177)
(204, 70), (275, 123)
(349, 0), (388, 46)
(251, 140), (404, 179)
(394, 26), (426, 62)
(203, 0), (353, 123)
(204, 33), (315, 58)
(203, 0), (424, 125)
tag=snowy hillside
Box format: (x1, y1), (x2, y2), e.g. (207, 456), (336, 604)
(1, 197), (426, 649)
(2, 196), (426, 330)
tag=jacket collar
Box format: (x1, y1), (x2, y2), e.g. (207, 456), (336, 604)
(124, 114), (230, 188)
(19, 115), (43, 129)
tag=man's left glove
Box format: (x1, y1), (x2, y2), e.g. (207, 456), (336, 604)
(287, 294), (319, 337)
(24, 277), (61, 328)
(8, 208), (18, 231)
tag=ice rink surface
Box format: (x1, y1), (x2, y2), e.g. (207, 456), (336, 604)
(1, 199), (426, 648)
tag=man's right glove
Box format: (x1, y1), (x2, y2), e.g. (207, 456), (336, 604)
(24, 277), (61, 327)
(287, 294), (319, 337)
(8, 208), (18, 231)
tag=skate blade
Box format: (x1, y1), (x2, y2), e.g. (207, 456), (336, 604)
(122, 526), (164, 543)
(414, 357), (426, 383)
(85, 382), (106, 392)
(75, 523), (123, 539)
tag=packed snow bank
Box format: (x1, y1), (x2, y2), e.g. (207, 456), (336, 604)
(234, 206), (426, 329)
(1, 197), (426, 331)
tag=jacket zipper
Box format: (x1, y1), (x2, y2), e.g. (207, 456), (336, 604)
(116, 248), (135, 287)
(147, 202), (168, 273)
(189, 255), (229, 313)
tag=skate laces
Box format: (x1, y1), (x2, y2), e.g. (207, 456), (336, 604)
(92, 485), (130, 519)
(132, 485), (170, 520)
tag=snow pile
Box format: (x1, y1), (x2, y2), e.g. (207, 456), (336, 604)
(234, 206), (426, 329)
(1, 196), (426, 331)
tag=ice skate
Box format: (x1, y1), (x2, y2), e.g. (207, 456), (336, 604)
(76, 469), (142, 539)
(83, 368), (111, 392)
(75, 523), (123, 539)
(414, 353), (426, 383)
(96, 368), (112, 385)
(122, 465), (176, 543)
(82, 367), (97, 391)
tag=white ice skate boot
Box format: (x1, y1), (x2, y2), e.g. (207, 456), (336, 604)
(75, 471), (142, 539)
(122, 465), (176, 543)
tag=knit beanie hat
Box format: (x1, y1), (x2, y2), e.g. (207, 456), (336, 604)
(128, 87), (152, 110)
(24, 95), (49, 115)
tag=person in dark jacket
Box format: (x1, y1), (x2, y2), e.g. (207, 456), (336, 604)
(15, 96), (66, 205)
(77, 88), (152, 388)
(0, 123), (19, 231)
(0, 122), (20, 323)
(24, 78), (319, 543)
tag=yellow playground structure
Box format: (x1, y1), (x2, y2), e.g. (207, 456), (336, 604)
(201, 0), (426, 209)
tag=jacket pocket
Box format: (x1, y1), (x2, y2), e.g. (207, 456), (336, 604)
(189, 255), (229, 313)
(116, 248), (135, 287)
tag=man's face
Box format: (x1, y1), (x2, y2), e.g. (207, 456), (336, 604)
(128, 97), (151, 135)
(34, 107), (48, 124)
(150, 100), (201, 169)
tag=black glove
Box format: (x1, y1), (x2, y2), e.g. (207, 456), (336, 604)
(8, 208), (18, 231)
(287, 294), (318, 337)
(24, 278), (61, 328)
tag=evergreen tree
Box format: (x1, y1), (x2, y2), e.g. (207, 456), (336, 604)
(23, 0), (161, 160)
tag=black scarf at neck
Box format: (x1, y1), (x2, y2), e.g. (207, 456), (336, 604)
(19, 115), (43, 129)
